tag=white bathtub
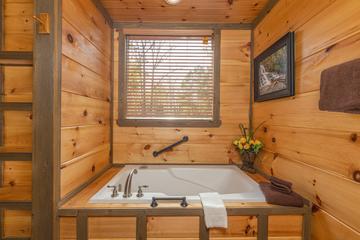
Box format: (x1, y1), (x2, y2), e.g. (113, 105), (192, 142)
(89, 165), (265, 204)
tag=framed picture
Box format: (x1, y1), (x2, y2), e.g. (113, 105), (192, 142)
(254, 32), (295, 102)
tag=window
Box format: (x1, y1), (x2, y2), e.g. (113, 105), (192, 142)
(118, 29), (221, 127)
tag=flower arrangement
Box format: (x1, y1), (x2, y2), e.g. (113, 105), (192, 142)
(232, 123), (264, 173)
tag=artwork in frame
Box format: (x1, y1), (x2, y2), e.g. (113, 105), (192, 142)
(254, 32), (295, 102)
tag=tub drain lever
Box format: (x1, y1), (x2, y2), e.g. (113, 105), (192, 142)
(150, 197), (188, 208)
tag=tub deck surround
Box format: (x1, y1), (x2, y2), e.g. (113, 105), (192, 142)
(90, 165), (266, 204)
(59, 167), (311, 240)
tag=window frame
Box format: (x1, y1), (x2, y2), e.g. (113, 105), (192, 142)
(117, 29), (221, 128)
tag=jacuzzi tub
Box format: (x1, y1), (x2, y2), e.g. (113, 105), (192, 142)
(89, 165), (265, 204)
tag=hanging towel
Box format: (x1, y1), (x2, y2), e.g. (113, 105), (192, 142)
(319, 58), (360, 114)
(199, 192), (228, 228)
(259, 182), (304, 207)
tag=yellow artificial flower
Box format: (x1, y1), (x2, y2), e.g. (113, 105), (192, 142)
(233, 140), (239, 146)
(249, 140), (255, 145)
(244, 144), (250, 150)
(255, 140), (261, 145)
(238, 144), (244, 150)
(240, 137), (247, 144)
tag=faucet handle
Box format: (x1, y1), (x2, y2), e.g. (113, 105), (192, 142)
(107, 185), (118, 198)
(136, 185), (149, 198)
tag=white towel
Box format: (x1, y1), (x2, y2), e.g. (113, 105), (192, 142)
(199, 192), (228, 228)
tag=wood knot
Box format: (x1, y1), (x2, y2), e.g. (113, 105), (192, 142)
(312, 179), (316, 186)
(67, 33), (74, 43)
(350, 133), (358, 142)
(9, 180), (15, 186)
(271, 137), (276, 143)
(315, 194), (322, 206)
(263, 127), (268, 133)
(144, 144), (151, 150)
(208, 134), (213, 138)
(353, 170), (360, 183)
(244, 224), (251, 234)
(83, 109), (88, 116)
(91, 165), (96, 172)
(312, 204), (320, 213)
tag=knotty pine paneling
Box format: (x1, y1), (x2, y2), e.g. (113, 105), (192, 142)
(0, 161), (31, 201)
(0, 111), (32, 152)
(0, 1), (34, 239)
(253, 0), (360, 239)
(2, 0), (33, 51)
(113, 30), (251, 164)
(3, 210), (32, 238)
(2, 66), (32, 102)
(60, 0), (111, 199)
(99, 0), (268, 23)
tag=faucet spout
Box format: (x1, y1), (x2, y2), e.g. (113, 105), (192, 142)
(123, 169), (138, 198)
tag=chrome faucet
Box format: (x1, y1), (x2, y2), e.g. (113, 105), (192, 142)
(123, 169), (138, 198)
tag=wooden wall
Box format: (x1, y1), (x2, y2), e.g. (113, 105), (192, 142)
(253, 0), (360, 239)
(60, 0), (112, 199)
(113, 29), (251, 164)
(0, 0), (33, 238)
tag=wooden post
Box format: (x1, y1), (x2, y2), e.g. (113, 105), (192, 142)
(32, 0), (61, 239)
(257, 214), (268, 240)
(199, 215), (209, 240)
(77, 211), (88, 240)
(302, 205), (312, 240)
(136, 214), (147, 240)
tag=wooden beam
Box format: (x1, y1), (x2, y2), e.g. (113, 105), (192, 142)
(91, 0), (113, 27)
(136, 214), (147, 240)
(2, 237), (31, 240)
(249, 29), (254, 129)
(257, 214), (268, 240)
(0, 66), (3, 147)
(252, 0), (279, 27)
(113, 22), (252, 30)
(0, 153), (32, 161)
(0, 52), (33, 60)
(302, 205), (312, 240)
(0, 201), (32, 210)
(32, 0), (61, 239)
(199, 215), (209, 240)
(0, 207), (3, 239)
(0, 103), (32, 111)
(110, 30), (114, 164)
(76, 211), (88, 240)
(58, 204), (309, 217)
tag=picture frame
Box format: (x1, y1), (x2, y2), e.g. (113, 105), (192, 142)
(254, 32), (295, 102)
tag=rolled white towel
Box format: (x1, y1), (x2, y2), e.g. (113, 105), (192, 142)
(199, 192), (228, 228)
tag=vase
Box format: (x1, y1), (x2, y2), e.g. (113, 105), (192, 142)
(240, 152), (257, 173)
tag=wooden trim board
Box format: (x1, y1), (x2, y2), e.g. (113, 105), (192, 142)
(114, 22), (252, 30)
(32, 0), (62, 239)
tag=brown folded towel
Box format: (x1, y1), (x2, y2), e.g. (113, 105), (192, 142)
(319, 58), (360, 114)
(259, 182), (304, 207)
(270, 176), (292, 194)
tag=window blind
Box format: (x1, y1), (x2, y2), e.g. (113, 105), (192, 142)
(124, 34), (215, 121)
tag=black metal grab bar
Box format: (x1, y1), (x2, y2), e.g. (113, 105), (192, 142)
(151, 197), (188, 208)
(152, 136), (189, 157)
